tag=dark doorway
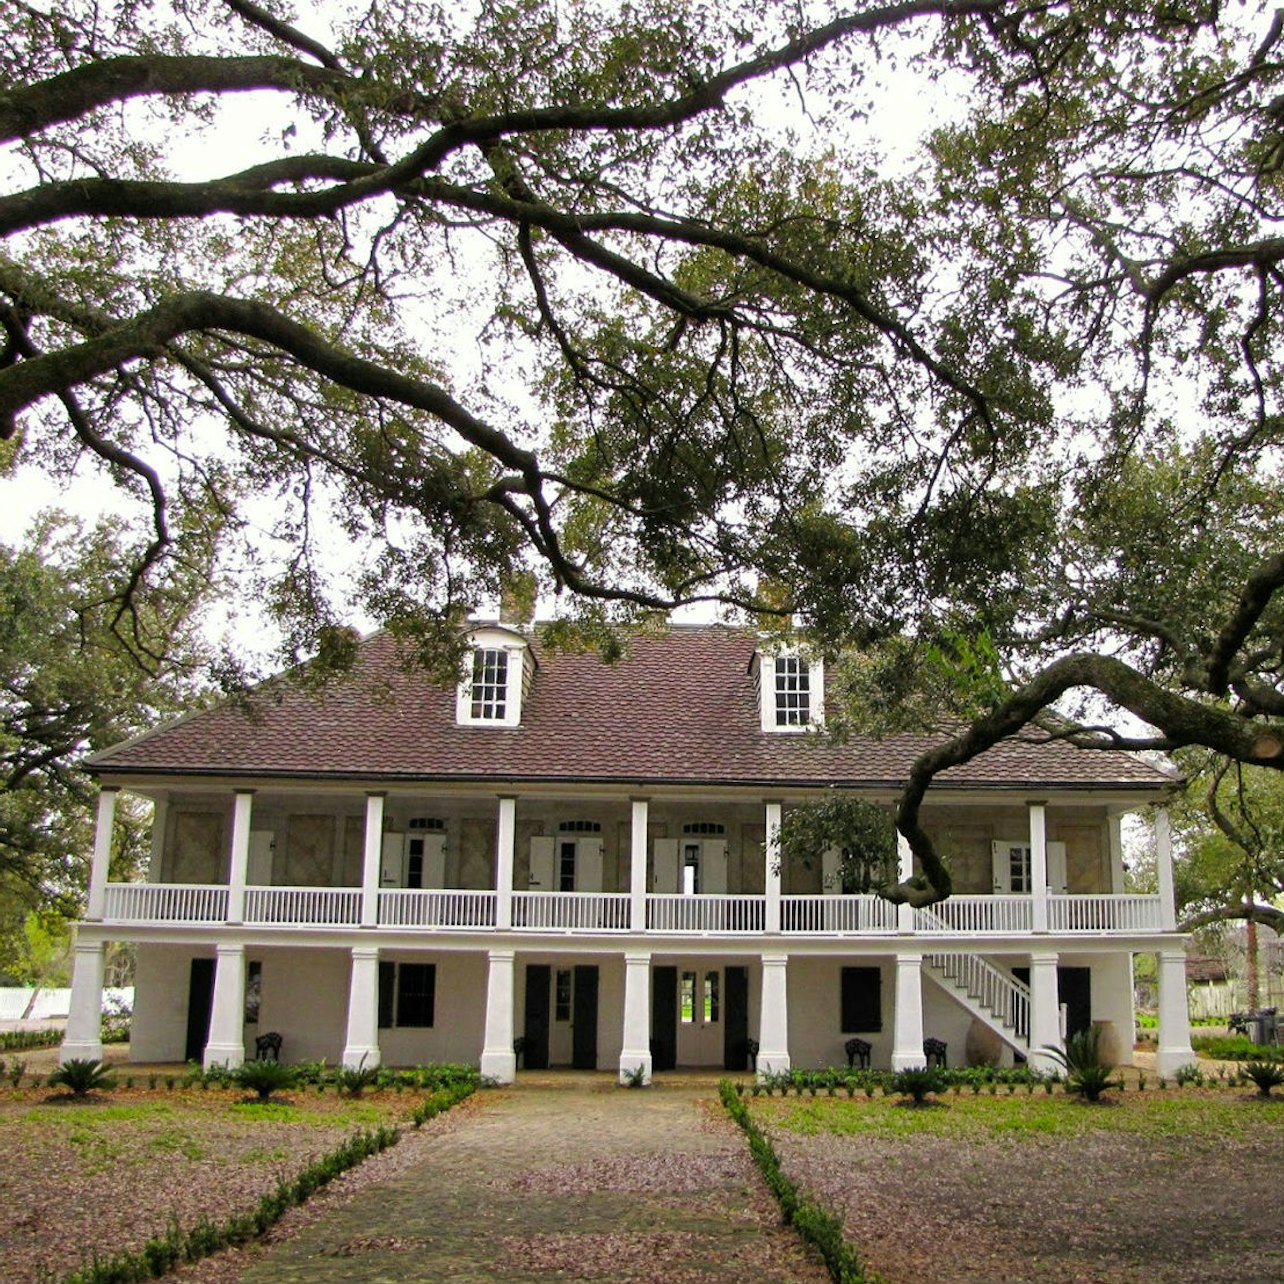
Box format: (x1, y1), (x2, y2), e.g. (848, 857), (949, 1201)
(1059, 967), (1092, 1038)
(652, 966), (677, 1071)
(723, 966), (750, 1071)
(184, 957), (215, 1064)
(572, 965), (599, 1069)
(523, 964), (551, 1070)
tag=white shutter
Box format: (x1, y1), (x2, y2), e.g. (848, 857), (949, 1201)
(529, 836), (556, 890)
(381, 834), (404, 887)
(1046, 841), (1068, 894)
(422, 833), (447, 889)
(991, 841), (1010, 894)
(702, 839), (728, 895)
(247, 831), (274, 886)
(576, 837), (603, 892)
(822, 847), (841, 896)
(652, 838), (679, 893)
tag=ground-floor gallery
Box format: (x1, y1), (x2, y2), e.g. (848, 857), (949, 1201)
(79, 935), (1198, 1081)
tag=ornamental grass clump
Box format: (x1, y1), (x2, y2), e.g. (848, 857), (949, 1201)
(892, 1066), (947, 1106)
(1041, 1026), (1120, 1103)
(47, 1057), (115, 1099)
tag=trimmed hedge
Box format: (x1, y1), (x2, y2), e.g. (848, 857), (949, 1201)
(0, 1028), (61, 1051)
(719, 1079), (867, 1284)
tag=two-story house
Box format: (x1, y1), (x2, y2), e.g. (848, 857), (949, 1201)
(61, 624), (1197, 1081)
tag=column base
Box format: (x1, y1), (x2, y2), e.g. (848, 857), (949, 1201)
(1155, 1044), (1197, 1077)
(755, 1050), (790, 1079)
(890, 1051), (926, 1071)
(342, 1044), (382, 1071)
(618, 1051), (652, 1085)
(480, 1049), (517, 1084)
(203, 1042), (246, 1071)
(59, 1039), (103, 1065)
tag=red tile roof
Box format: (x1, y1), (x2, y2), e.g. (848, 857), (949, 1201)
(87, 626), (1172, 791)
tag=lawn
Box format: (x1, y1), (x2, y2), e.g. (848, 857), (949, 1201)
(0, 1081), (420, 1284)
(756, 1088), (1284, 1284)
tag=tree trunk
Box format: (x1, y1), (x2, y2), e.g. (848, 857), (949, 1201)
(1246, 904), (1260, 1011)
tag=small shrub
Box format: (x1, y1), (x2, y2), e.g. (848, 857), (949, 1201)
(621, 1064), (648, 1089)
(892, 1066), (946, 1106)
(234, 1059), (297, 1101)
(1174, 1063), (1204, 1087)
(1242, 1058), (1284, 1098)
(1041, 1027), (1120, 1104)
(335, 1054), (379, 1098)
(48, 1058), (116, 1098)
(7, 1059), (25, 1087)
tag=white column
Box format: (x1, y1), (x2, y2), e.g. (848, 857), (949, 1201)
(630, 798), (649, 932)
(890, 952), (925, 1070)
(757, 952), (790, 1076)
(1155, 807), (1177, 932)
(360, 792), (385, 928)
(86, 788), (118, 921)
(1156, 947), (1196, 1076)
(203, 943), (247, 1070)
(1029, 801), (1048, 933)
(619, 951), (652, 1083)
(1027, 951), (1062, 1073)
(480, 948), (517, 1082)
(764, 802), (782, 934)
(61, 939), (106, 1063)
(341, 945), (382, 1069)
(226, 790), (254, 924)
(896, 832), (915, 933)
(495, 796), (515, 930)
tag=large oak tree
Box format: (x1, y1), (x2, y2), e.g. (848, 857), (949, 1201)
(4, 0), (1284, 905)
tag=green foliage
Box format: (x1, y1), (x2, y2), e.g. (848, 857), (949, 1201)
(777, 795), (897, 894)
(891, 1066), (947, 1106)
(1173, 1064), (1205, 1088)
(1242, 1059), (1284, 1098)
(0, 1028), (60, 1051)
(1041, 1027), (1121, 1104)
(1192, 1035), (1284, 1062)
(232, 1060), (297, 1102)
(48, 1058), (116, 1098)
(621, 1064), (648, 1088)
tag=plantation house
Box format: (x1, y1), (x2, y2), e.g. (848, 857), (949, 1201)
(63, 625), (1196, 1081)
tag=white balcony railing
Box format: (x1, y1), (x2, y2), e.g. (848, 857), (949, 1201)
(646, 894), (766, 933)
(1048, 894), (1162, 933)
(379, 889), (496, 929)
(244, 887), (361, 926)
(780, 895), (898, 934)
(915, 895), (1034, 935)
(103, 882), (228, 924)
(512, 891), (631, 931)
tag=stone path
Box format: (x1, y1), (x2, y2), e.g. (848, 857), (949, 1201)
(228, 1078), (829, 1284)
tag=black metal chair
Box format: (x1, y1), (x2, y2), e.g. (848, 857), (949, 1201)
(746, 1038), (760, 1071)
(845, 1037), (872, 1069)
(923, 1037), (948, 1067)
(512, 1036), (528, 1068)
(254, 1031), (282, 1061)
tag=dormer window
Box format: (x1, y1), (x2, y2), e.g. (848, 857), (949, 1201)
(758, 650), (824, 732)
(455, 624), (535, 727)
(470, 648), (509, 720)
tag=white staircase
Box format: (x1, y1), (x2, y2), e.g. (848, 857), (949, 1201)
(923, 951), (1030, 1055)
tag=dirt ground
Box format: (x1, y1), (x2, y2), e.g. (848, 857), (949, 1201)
(763, 1089), (1284, 1284)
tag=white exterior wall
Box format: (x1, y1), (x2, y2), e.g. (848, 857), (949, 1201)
(785, 957), (895, 1070)
(379, 951), (488, 1066)
(131, 944), (211, 1062)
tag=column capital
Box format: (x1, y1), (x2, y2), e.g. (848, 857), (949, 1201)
(98, 784), (120, 795)
(487, 947), (516, 964)
(760, 951), (788, 967)
(1025, 799), (1048, 808)
(215, 942), (245, 959)
(350, 944), (381, 962)
(233, 787), (257, 796)
(1158, 946), (1189, 965)
(623, 950), (653, 966)
(496, 792), (518, 802)
(895, 949), (924, 965)
(1028, 951), (1059, 966)
(629, 794), (651, 804)
(365, 789), (388, 798)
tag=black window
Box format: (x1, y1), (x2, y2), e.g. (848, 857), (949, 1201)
(841, 966), (882, 1033)
(396, 963), (436, 1028)
(377, 960), (396, 1029)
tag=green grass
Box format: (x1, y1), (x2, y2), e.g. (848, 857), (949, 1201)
(761, 1090), (1284, 1142)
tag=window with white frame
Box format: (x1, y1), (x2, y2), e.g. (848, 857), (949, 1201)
(469, 647), (508, 720)
(759, 651), (824, 731)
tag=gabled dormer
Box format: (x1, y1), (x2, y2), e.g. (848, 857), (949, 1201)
(752, 646), (825, 733)
(455, 624), (536, 728)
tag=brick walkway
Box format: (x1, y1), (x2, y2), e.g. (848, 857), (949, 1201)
(229, 1077), (828, 1284)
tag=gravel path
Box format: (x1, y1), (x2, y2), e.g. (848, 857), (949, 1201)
(164, 1079), (828, 1284)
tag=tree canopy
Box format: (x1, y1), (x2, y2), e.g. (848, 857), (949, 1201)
(4, 1), (1284, 904)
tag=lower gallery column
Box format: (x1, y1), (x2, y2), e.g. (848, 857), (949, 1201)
(1027, 951), (1063, 1074)
(619, 951), (652, 1084)
(757, 952), (790, 1077)
(61, 939), (106, 1063)
(1155, 948), (1196, 1076)
(890, 951), (925, 1070)
(480, 948), (517, 1083)
(203, 943), (247, 1070)
(342, 945), (382, 1069)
